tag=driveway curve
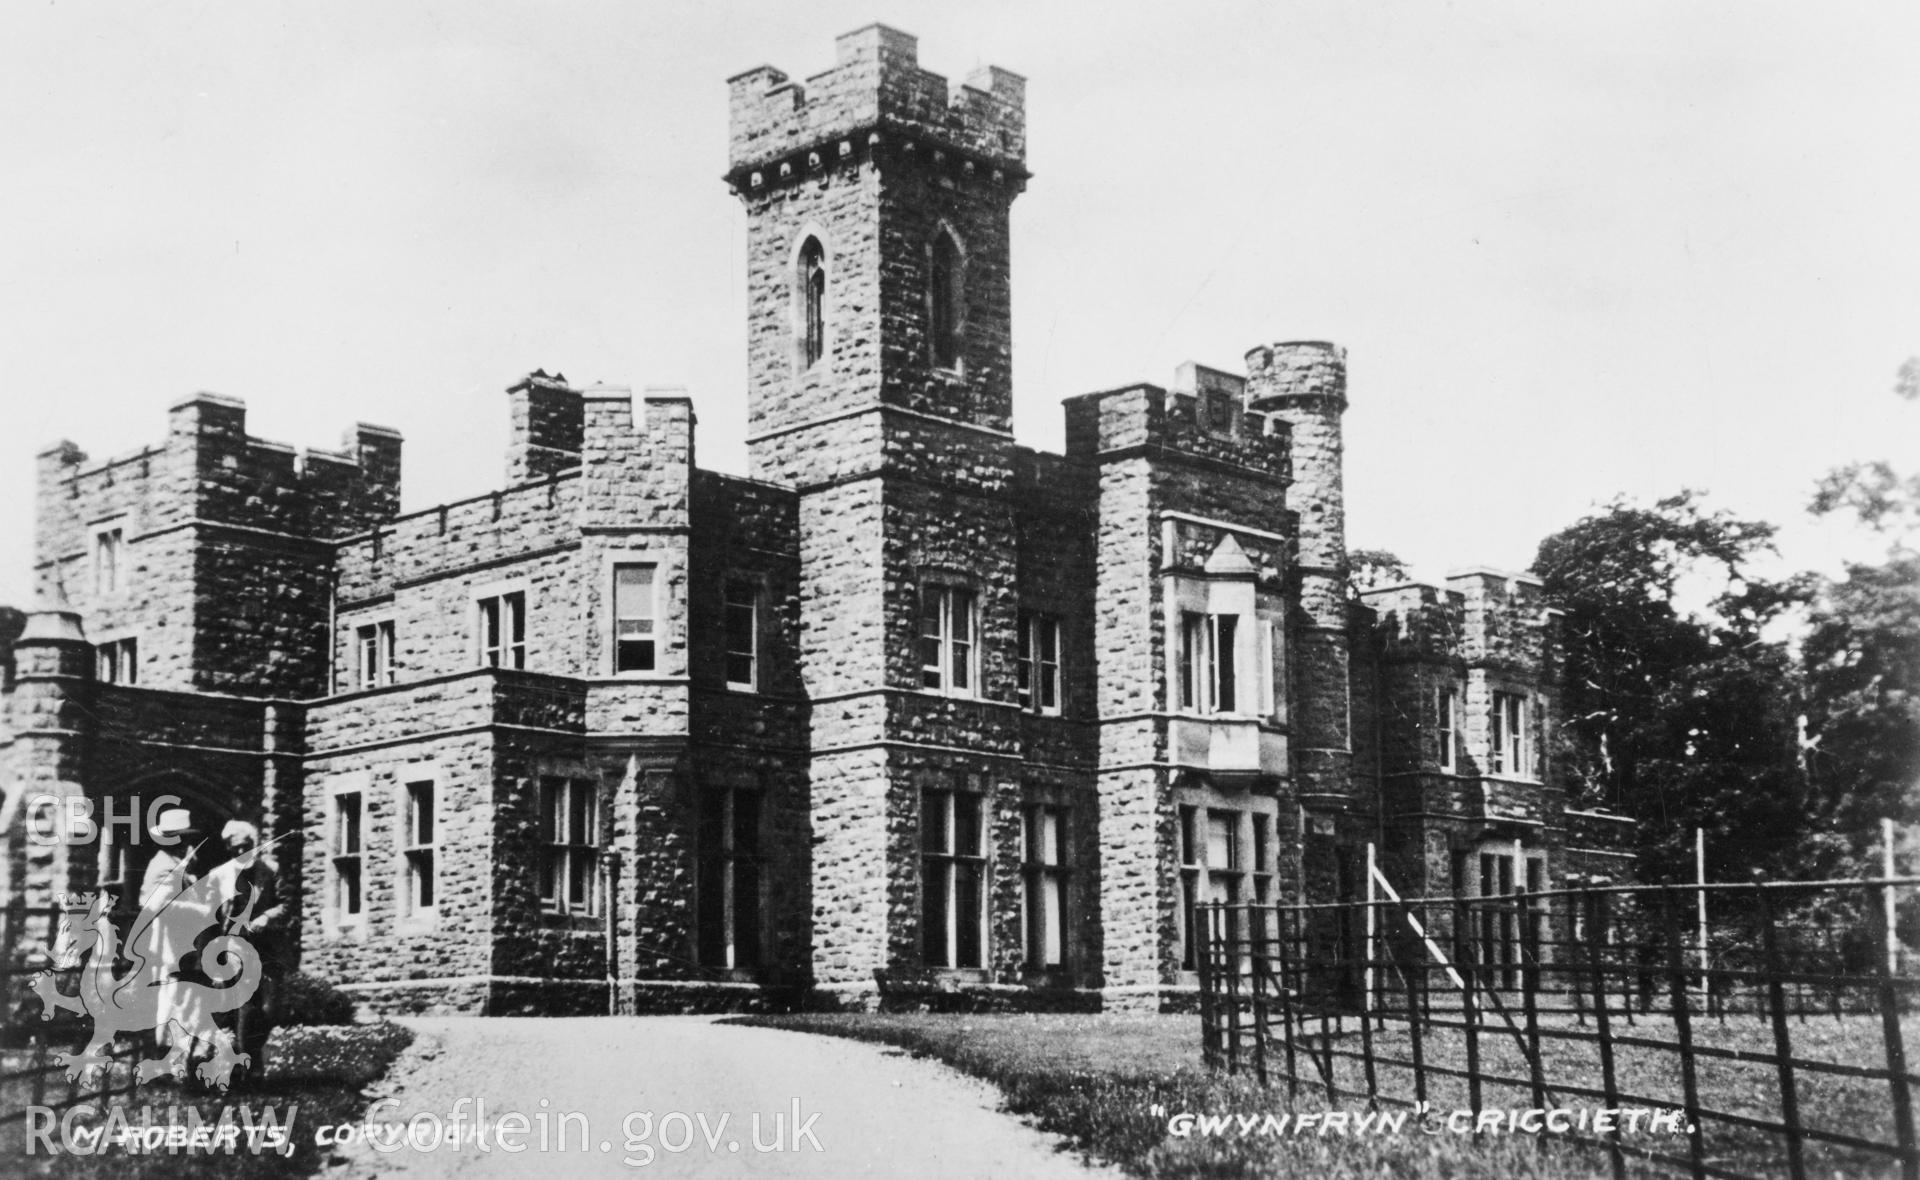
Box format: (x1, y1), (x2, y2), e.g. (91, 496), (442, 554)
(325, 1015), (1122, 1179)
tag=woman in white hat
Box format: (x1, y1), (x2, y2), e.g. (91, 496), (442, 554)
(137, 806), (206, 1070)
(140, 807), (203, 909)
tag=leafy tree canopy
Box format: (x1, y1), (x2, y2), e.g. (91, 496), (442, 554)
(1532, 492), (1809, 882)
(1348, 548), (1410, 594)
(1798, 421), (1920, 877)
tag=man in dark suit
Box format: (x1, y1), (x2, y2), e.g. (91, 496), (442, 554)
(216, 821), (295, 1083)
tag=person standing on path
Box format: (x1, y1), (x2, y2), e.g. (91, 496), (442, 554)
(216, 820), (294, 1083)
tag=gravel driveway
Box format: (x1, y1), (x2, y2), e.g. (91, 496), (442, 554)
(325, 1015), (1122, 1178)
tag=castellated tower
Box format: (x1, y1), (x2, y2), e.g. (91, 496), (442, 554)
(1, 23), (1617, 1019)
(726, 26), (1033, 994)
(727, 23), (1026, 487)
(1247, 343), (1354, 870)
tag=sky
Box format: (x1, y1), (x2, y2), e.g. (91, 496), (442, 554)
(3, 0), (1916, 608)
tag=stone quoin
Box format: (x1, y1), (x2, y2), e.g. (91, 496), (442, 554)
(1, 25), (1631, 1015)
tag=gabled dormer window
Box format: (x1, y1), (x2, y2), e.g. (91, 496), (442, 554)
(798, 237), (826, 369)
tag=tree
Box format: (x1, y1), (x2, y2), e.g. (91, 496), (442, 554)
(1348, 548), (1409, 594)
(1798, 376), (1920, 880)
(1532, 492), (1809, 883)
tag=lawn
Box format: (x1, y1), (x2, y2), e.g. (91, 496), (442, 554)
(0, 1021), (415, 1179)
(737, 1010), (1919, 1179)
(736, 1012), (1634, 1179)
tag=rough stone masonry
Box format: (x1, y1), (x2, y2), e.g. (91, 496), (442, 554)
(0, 24), (1631, 1016)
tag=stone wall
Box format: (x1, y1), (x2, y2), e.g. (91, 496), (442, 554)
(34, 396), (398, 698)
(4, 24), (1629, 1019)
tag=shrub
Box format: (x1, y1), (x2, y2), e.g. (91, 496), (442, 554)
(277, 970), (358, 1026)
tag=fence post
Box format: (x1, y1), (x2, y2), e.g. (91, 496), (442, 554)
(1695, 827), (1709, 1001)
(1394, 911), (1428, 1108)
(1225, 905), (1244, 1076)
(1886, 817), (1901, 978)
(1661, 888), (1708, 1180)
(1197, 903), (1219, 1071)
(1454, 893), (1482, 1124)
(1276, 902), (1300, 1103)
(1520, 885), (1546, 1112)
(1359, 899), (1379, 1105)
(1872, 878), (1919, 1180)
(1320, 973), (1338, 1104)
(1252, 902), (1270, 1088)
(1585, 890), (1626, 1180)
(1756, 885), (1806, 1180)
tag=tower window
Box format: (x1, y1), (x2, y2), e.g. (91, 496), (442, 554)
(1179, 611), (1239, 714)
(96, 636), (138, 685)
(799, 237), (826, 369)
(1023, 803), (1070, 969)
(331, 790), (363, 925)
(929, 229), (964, 370)
(920, 583), (978, 697)
(724, 578), (760, 691)
(540, 777), (601, 916)
(357, 620), (395, 689)
(1437, 685), (1462, 773)
(1017, 611), (1061, 714)
(1178, 805), (1250, 970)
(403, 779), (436, 915)
(696, 788), (763, 971)
(477, 591), (526, 670)
(93, 525), (125, 596)
(613, 564), (657, 673)
(922, 784), (985, 969)
(1489, 691), (1531, 778)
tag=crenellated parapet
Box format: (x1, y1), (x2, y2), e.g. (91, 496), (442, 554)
(1446, 568), (1556, 676)
(163, 394), (402, 539)
(1360, 581), (1468, 662)
(726, 24), (1026, 196)
(1062, 368), (1292, 483)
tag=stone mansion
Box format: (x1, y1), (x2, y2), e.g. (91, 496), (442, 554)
(1, 25), (1630, 1014)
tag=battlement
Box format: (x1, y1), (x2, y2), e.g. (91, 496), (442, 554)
(1362, 571), (1555, 665)
(1062, 363), (1291, 481)
(39, 394), (401, 543)
(726, 24), (1026, 186)
(1361, 581), (1466, 659)
(506, 369), (583, 486)
(1246, 341), (1347, 412)
(1445, 566), (1546, 602)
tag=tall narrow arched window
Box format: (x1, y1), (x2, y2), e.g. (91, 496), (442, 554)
(929, 228), (964, 370)
(799, 237), (826, 369)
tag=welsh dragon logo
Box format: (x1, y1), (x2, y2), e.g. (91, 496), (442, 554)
(30, 842), (272, 1090)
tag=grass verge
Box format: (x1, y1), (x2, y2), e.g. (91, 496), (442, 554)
(733, 1013), (1631, 1179)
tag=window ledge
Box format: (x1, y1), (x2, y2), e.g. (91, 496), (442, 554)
(920, 967), (990, 984)
(539, 910), (605, 930)
(914, 687), (984, 703)
(1018, 966), (1075, 987)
